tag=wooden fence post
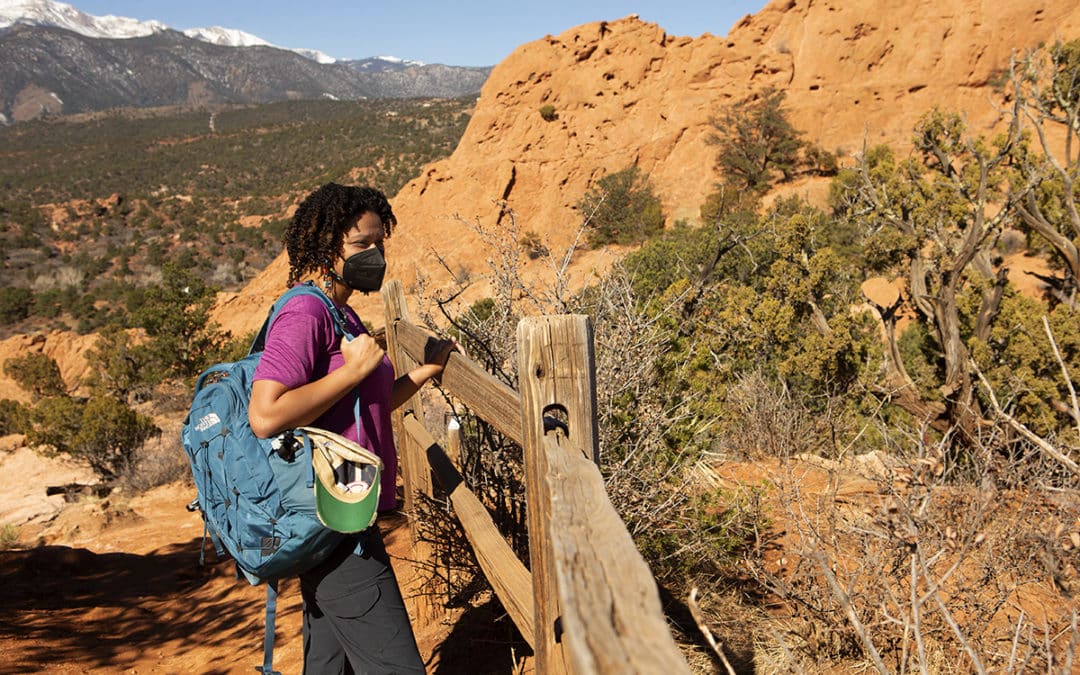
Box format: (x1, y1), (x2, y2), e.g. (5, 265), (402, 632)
(518, 315), (599, 674)
(381, 279), (438, 625)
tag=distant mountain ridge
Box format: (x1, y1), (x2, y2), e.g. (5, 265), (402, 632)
(0, 0), (490, 123)
(1, 0), (168, 39)
(1, 0), (333, 58)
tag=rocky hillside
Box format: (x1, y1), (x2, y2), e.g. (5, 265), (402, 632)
(211, 0), (1080, 338)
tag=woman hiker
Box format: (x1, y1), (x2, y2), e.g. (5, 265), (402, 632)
(248, 182), (454, 674)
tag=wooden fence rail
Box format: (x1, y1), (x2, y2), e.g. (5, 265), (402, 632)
(381, 280), (689, 674)
(401, 411), (535, 646)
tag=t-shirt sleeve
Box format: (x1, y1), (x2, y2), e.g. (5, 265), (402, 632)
(252, 294), (335, 389)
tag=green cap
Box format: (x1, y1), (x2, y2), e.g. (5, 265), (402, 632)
(303, 426), (383, 533)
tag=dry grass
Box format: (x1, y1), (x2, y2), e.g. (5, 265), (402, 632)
(0, 523), (19, 550)
(738, 425), (1080, 674)
(120, 419), (191, 492)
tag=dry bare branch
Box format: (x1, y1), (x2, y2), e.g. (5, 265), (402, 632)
(687, 587), (736, 675)
(809, 548), (890, 674)
(1042, 315), (1080, 439)
(972, 360), (1080, 478)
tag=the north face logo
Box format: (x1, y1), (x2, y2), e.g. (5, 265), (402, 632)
(194, 412), (221, 432)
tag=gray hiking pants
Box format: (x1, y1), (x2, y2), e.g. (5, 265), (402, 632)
(299, 528), (424, 674)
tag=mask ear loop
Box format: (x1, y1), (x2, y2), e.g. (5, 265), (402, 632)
(322, 255), (352, 294)
(321, 260), (335, 294)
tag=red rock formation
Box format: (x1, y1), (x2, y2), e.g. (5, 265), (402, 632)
(209, 0), (1079, 338)
(0, 331), (99, 403)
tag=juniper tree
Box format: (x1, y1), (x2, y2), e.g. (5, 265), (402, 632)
(578, 166), (665, 248)
(710, 87), (805, 193)
(1010, 39), (1080, 308)
(832, 109), (1022, 441)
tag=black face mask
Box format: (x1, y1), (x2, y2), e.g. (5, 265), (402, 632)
(332, 247), (386, 293)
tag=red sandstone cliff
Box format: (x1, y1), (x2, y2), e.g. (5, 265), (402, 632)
(211, 0), (1080, 338)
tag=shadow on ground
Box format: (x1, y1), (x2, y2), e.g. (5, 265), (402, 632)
(428, 596), (532, 674)
(0, 539), (270, 674)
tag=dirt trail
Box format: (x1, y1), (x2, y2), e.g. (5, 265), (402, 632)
(0, 446), (529, 674)
(0, 479), (307, 673)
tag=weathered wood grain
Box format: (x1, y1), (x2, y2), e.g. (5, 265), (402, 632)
(394, 319), (523, 445)
(518, 315), (600, 673)
(545, 433), (691, 674)
(381, 280), (438, 625)
(382, 280), (433, 507)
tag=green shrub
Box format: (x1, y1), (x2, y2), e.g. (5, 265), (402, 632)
(27, 394), (159, 481)
(3, 353), (67, 398)
(25, 395), (83, 458)
(0, 287), (33, 324)
(0, 399), (30, 435)
(539, 104), (558, 122)
(72, 396), (160, 480)
(32, 288), (65, 319)
(578, 166), (665, 248)
(623, 221), (718, 299)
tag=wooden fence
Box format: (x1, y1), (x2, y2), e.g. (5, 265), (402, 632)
(381, 281), (690, 674)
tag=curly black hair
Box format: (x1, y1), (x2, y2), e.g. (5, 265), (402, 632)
(283, 183), (396, 287)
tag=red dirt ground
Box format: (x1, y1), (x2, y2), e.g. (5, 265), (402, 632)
(0, 445), (532, 674)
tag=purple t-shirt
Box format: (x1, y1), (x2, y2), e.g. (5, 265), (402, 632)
(252, 290), (398, 512)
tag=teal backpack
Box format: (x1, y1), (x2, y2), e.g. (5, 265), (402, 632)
(181, 282), (355, 674)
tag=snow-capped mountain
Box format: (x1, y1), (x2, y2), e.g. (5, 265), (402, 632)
(356, 55), (426, 71)
(0, 0), (489, 124)
(179, 25), (269, 48)
(0, 0), (342, 63)
(0, 0), (433, 68)
(179, 25), (339, 64)
(0, 0), (165, 38)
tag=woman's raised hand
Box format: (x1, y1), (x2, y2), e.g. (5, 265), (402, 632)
(424, 337), (464, 384)
(341, 333), (385, 382)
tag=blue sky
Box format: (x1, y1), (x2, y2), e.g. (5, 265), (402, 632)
(74, 1), (768, 67)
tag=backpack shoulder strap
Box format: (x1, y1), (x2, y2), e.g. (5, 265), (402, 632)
(249, 282), (354, 354)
